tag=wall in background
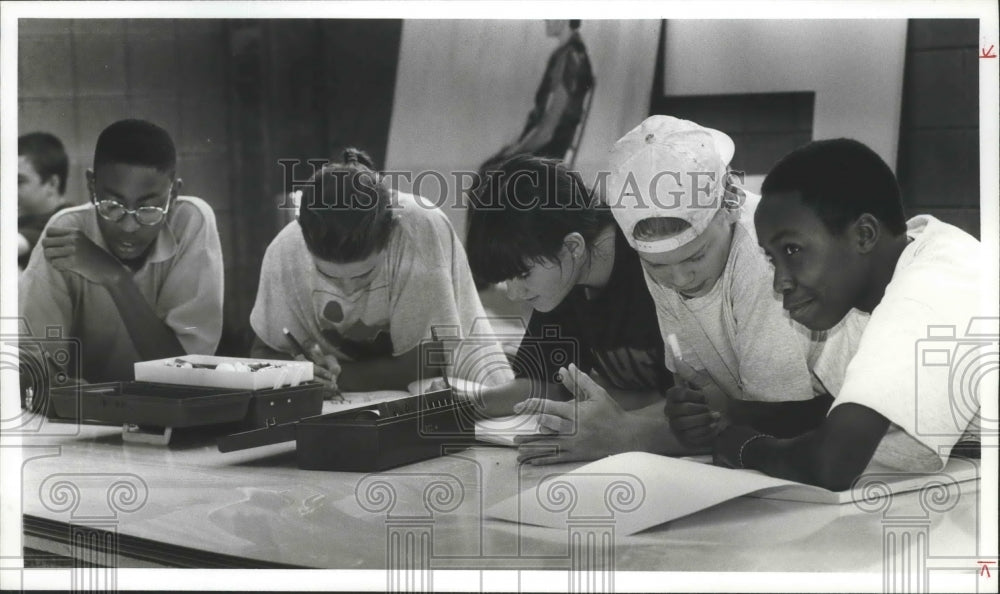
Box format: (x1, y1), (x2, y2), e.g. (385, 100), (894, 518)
(652, 91), (815, 177)
(661, 20), (908, 172)
(19, 19), (231, 222)
(19, 18), (240, 343)
(386, 19), (661, 234)
(18, 19), (402, 354)
(896, 19), (980, 238)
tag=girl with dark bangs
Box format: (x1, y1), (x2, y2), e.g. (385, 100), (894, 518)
(466, 155), (674, 426)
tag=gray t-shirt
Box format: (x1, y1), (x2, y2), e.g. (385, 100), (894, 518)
(250, 192), (512, 386)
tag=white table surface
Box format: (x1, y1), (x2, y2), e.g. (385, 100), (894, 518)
(16, 410), (982, 576)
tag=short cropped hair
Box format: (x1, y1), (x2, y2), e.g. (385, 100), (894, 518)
(569, 20), (581, 30)
(761, 138), (907, 236)
(466, 154), (611, 285)
(298, 147), (397, 263)
(94, 119), (177, 176)
(18, 132), (69, 195)
(632, 170), (744, 242)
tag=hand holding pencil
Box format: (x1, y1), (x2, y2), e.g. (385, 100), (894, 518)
(283, 327), (342, 398)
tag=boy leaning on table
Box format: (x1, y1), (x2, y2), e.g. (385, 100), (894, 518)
(19, 119), (224, 385)
(674, 138), (986, 490)
(514, 116), (863, 465)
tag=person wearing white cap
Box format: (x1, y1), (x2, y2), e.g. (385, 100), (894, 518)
(513, 116), (863, 465)
(609, 116), (856, 405)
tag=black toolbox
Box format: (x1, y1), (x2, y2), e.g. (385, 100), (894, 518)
(218, 388), (479, 471)
(50, 381), (325, 431)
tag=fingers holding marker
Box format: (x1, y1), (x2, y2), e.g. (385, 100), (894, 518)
(665, 333), (715, 390)
(664, 385), (709, 405)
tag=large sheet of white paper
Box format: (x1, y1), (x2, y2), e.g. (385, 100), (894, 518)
(474, 413), (542, 446)
(486, 452), (979, 535)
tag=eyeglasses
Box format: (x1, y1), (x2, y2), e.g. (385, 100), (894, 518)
(92, 191), (172, 226)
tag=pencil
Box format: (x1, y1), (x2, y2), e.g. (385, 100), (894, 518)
(430, 326), (452, 390)
(284, 327), (341, 399)
(282, 327), (308, 359)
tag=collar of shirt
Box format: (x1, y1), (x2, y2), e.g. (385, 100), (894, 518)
(77, 202), (181, 270)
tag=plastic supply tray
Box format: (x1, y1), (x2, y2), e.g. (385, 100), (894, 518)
(134, 355), (313, 391)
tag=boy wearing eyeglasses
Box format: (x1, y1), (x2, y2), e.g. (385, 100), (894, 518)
(19, 119), (224, 383)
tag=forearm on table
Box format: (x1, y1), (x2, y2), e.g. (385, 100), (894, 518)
(727, 394), (834, 438)
(629, 402), (708, 456)
(735, 403), (889, 490)
(107, 274), (185, 359)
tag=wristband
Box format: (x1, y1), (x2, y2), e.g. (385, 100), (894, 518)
(737, 433), (772, 469)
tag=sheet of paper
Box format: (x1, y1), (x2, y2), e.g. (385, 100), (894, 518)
(752, 457), (979, 504)
(474, 414), (541, 446)
(407, 376), (482, 395)
(322, 391), (410, 415)
(486, 452), (979, 535)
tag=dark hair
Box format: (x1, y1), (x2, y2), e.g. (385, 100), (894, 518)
(298, 147), (397, 263)
(94, 119), (177, 176)
(569, 20), (581, 30)
(761, 138), (906, 236)
(18, 132), (69, 195)
(466, 154), (612, 285)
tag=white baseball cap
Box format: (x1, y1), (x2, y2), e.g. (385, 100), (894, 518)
(608, 115), (735, 253)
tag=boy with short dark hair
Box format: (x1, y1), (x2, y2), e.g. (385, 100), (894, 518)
(250, 148), (511, 393)
(18, 132), (71, 270)
(19, 119), (224, 383)
(709, 137), (988, 490)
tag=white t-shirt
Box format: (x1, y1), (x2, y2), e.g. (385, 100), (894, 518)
(832, 215), (988, 471)
(250, 192), (512, 386)
(645, 191), (865, 402)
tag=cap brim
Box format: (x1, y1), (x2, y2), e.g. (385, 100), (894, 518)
(706, 128), (735, 166)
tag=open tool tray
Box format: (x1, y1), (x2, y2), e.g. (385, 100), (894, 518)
(217, 389), (479, 471)
(134, 355), (313, 390)
(50, 381), (326, 441)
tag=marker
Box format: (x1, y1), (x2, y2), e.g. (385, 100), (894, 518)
(666, 333), (693, 390)
(666, 334), (683, 363)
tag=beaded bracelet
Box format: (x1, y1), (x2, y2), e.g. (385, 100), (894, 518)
(737, 433), (773, 469)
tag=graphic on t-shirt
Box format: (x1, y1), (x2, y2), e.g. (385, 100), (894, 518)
(320, 320), (393, 360)
(313, 288), (393, 360)
(323, 300), (345, 323)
